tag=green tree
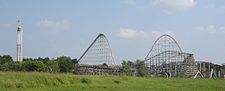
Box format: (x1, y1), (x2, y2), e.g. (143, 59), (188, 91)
(102, 63), (108, 66)
(22, 61), (47, 72)
(46, 61), (60, 72)
(135, 60), (147, 77)
(56, 56), (73, 73)
(0, 55), (14, 71)
(43, 57), (50, 64)
(0, 55), (13, 65)
(121, 60), (134, 76)
(23, 58), (34, 61)
(10, 62), (23, 71)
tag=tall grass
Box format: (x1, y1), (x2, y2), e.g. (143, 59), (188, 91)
(0, 72), (224, 91)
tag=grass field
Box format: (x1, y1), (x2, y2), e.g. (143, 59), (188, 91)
(0, 72), (224, 91)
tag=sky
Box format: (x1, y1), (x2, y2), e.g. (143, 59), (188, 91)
(0, 0), (225, 64)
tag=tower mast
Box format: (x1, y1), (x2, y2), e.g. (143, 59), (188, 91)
(16, 20), (23, 62)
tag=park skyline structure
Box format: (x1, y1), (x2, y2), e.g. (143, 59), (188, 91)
(16, 21), (23, 62)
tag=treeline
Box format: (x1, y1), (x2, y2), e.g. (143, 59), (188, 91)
(0, 55), (78, 73)
(0, 54), (148, 77)
(2, 54), (224, 77)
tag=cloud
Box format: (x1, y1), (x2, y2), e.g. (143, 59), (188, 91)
(151, 31), (175, 38)
(153, 0), (197, 14)
(206, 25), (217, 33)
(118, 28), (148, 39)
(37, 19), (71, 31)
(124, 0), (136, 6)
(195, 25), (225, 34)
(117, 28), (175, 40)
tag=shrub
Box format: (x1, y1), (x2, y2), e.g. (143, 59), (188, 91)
(22, 61), (47, 72)
(114, 80), (121, 84)
(56, 56), (73, 73)
(81, 78), (91, 84)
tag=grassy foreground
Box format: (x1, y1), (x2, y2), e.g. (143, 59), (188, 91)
(0, 72), (224, 91)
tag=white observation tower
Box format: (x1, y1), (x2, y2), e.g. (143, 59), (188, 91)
(16, 21), (23, 62)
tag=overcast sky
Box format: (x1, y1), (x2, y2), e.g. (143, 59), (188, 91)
(0, 0), (225, 64)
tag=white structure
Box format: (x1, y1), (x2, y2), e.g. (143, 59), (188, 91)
(16, 22), (23, 62)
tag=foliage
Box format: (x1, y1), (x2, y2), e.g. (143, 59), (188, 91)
(0, 55), (13, 65)
(0, 55), (14, 71)
(56, 56), (73, 73)
(0, 55), (80, 73)
(121, 60), (134, 76)
(121, 60), (147, 77)
(135, 60), (147, 77)
(10, 62), (23, 71)
(80, 78), (91, 84)
(22, 61), (47, 72)
(46, 61), (60, 72)
(0, 54), (223, 79)
(114, 80), (121, 84)
(102, 63), (108, 66)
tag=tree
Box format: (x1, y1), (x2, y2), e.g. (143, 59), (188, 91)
(43, 57), (50, 64)
(121, 60), (134, 76)
(10, 62), (23, 71)
(0, 55), (14, 71)
(102, 63), (108, 66)
(22, 61), (47, 72)
(56, 56), (73, 73)
(0, 55), (13, 65)
(35, 57), (50, 64)
(23, 58), (33, 61)
(135, 60), (147, 77)
(121, 60), (147, 77)
(46, 61), (60, 72)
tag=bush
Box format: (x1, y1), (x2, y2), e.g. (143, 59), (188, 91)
(56, 56), (73, 73)
(46, 61), (60, 73)
(81, 78), (91, 84)
(114, 80), (121, 84)
(22, 61), (47, 72)
(0, 55), (14, 71)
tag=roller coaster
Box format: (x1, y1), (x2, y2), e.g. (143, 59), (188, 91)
(77, 34), (118, 75)
(145, 34), (197, 77)
(77, 33), (224, 78)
